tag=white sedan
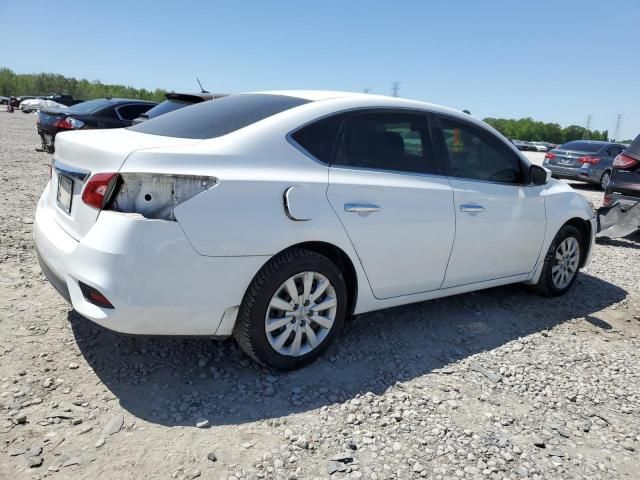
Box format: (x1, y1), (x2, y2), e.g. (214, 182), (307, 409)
(34, 91), (596, 369)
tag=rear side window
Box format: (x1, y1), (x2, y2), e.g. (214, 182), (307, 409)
(129, 94), (310, 139)
(437, 117), (523, 184)
(333, 112), (435, 174)
(290, 114), (345, 163)
(558, 141), (604, 153)
(117, 104), (154, 121)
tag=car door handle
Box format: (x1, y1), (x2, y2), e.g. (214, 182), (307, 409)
(344, 203), (381, 213)
(460, 204), (485, 213)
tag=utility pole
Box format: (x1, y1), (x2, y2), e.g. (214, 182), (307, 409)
(391, 81), (401, 97)
(613, 114), (623, 141)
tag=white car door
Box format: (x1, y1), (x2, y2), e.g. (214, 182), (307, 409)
(431, 115), (546, 288)
(324, 111), (455, 299)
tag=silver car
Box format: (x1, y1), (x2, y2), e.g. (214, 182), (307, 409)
(543, 140), (626, 190)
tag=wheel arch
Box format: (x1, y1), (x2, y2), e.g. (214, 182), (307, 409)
(278, 241), (359, 315)
(562, 217), (592, 267)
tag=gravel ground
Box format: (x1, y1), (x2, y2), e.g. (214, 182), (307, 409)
(1, 111), (639, 480)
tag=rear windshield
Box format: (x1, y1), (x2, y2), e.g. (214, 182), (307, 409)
(558, 141), (604, 153)
(626, 135), (640, 157)
(66, 99), (115, 115)
(141, 99), (195, 119)
(128, 94), (310, 139)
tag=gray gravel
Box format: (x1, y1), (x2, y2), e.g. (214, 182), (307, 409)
(1, 111), (639, 479)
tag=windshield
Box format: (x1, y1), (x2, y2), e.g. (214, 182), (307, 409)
(558, 141), (604, 153)
(128, 94), (310, 139)
(66, 99), (114, 115)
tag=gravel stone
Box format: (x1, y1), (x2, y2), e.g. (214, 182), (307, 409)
(0, 121), (638, 479)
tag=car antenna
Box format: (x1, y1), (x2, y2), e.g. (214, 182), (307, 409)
(197, 77), (209, 93)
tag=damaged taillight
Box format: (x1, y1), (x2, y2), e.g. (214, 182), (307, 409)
(82, 172), (119, 210)
(106, 173), (217, 220)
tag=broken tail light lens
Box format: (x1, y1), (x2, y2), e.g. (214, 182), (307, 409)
(106, 173), (217, 220)
(82, 172), (119, 210)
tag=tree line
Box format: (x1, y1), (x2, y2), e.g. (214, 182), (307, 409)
(483, 117), (610, 144)
(0, 68), (166, 102)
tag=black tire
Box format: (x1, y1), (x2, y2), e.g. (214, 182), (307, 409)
(532, 224), (583, 297)
(599, 171), (611, 191)
(234, 248), (347, 370)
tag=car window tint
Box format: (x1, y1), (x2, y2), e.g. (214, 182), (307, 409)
(333, 112), (434, 174)
(129, 94), (310, 139)
(117, 104), (154, 121)
(290, 114), (345, 163)
(558, 141), (604, 153)
(438, 118), (522, 184)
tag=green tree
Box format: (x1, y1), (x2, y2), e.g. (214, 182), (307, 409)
(0, 67), (166, 102)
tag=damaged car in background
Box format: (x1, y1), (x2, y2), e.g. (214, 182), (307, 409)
(597, 134), (640, 238)
(35, 91), (600, 370)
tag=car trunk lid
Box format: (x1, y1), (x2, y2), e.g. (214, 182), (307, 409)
(548, 149), (589, 168)
(50, 128), (200, 240)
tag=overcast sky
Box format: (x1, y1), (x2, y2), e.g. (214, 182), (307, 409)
(1, 0), (638, 139)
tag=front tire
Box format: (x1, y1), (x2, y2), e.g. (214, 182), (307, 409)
(533, 224), (583, 297)
(234, 248), (347, 370)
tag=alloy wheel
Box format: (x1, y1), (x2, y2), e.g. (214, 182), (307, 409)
(265, 271), (337, 357)
(600, 172), (611, 190)
(551, 237), (580, 289)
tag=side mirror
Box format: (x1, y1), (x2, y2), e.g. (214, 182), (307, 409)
(529, 164), (551, 186)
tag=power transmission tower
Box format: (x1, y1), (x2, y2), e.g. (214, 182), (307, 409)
(583, 114), (592, 138)
(391, 81), (401, 97)
(613, 114), (623, 141)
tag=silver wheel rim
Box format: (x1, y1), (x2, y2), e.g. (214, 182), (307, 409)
(601, 172), (610, 189)
(265, 271), (337, 357)
(552, 237), (580, 289)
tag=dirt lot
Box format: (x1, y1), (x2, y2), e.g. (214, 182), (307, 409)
(1, 112), (639, 480)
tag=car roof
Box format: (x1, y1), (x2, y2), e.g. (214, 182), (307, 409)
(248, 89), (466, 117)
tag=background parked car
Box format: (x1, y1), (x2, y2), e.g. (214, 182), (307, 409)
(511, 139), (527, 150)
(36, 98), (156, 153)
(543, 140), (626, 190)
(531, 141), (550, 152)
(0, 96), (9, 105)
(131, 92), (226, 125)
(21, 94), (84, 113)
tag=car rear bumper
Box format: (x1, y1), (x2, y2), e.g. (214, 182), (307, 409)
(544, 163), (602, 183)
(34, 183), (268, 336)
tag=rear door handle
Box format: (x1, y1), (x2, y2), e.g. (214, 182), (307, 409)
(460, 204), (485, 213)
(344, 203), (381, 213)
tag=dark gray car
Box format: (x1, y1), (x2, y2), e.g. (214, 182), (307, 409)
(543, 140), (626, 190)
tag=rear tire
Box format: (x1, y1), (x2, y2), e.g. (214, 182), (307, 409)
(532, 224), (583, 297)
(599, 171), (611, 190)
(234, 248), (347, 370)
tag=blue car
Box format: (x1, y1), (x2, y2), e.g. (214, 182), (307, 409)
(543, 140), (626, 190)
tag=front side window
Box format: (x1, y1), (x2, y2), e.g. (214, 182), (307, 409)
(333, 112), (434, 174)
(437, 118), (523, 183)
